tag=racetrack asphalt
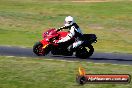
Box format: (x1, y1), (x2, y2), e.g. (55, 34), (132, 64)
(0, 46), (132, 65)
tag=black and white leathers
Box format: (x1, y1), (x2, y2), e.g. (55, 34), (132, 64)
(57, 23), (84, 49)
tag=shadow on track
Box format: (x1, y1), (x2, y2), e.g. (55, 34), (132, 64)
(89, 58), (132, 62)
(50, 55), (132, 62)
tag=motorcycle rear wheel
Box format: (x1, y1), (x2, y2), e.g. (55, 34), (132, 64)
(75, 45), (94, 59)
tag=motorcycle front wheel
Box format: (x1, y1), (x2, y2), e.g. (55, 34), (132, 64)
(33, 42), (50, 56)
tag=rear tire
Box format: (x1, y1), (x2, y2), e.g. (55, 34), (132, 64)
(87, 44), (94, 57)
(75, 47), (89, 59)
(75, 45), (94, 59)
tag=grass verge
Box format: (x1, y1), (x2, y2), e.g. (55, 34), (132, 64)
(0, 56), (132, 88)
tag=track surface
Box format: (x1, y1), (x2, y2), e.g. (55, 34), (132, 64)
(0, 46), (132, 65)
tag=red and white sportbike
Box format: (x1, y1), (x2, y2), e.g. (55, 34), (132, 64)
(33, 28), (97, 59)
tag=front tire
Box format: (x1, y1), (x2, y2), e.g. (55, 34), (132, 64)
(33, 42), (50, 56)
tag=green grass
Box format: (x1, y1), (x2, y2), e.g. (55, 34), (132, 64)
(0, 56), (132, 88)
(0, 0), (132, 53)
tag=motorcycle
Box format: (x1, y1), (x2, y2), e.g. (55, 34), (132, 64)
(33, 28), (97, 59)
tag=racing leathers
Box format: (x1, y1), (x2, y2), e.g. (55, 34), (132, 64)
(57, 23), (84, 51)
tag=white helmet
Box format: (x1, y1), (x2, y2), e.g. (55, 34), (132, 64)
(64, 16), (74, 26)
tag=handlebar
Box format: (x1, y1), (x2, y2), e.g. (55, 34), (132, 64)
(56, 28), (62, 32)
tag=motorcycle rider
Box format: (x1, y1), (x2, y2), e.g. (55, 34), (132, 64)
(56, 16), (84, 51)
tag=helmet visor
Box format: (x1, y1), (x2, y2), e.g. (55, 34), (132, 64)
(64, 21), (72, 26)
